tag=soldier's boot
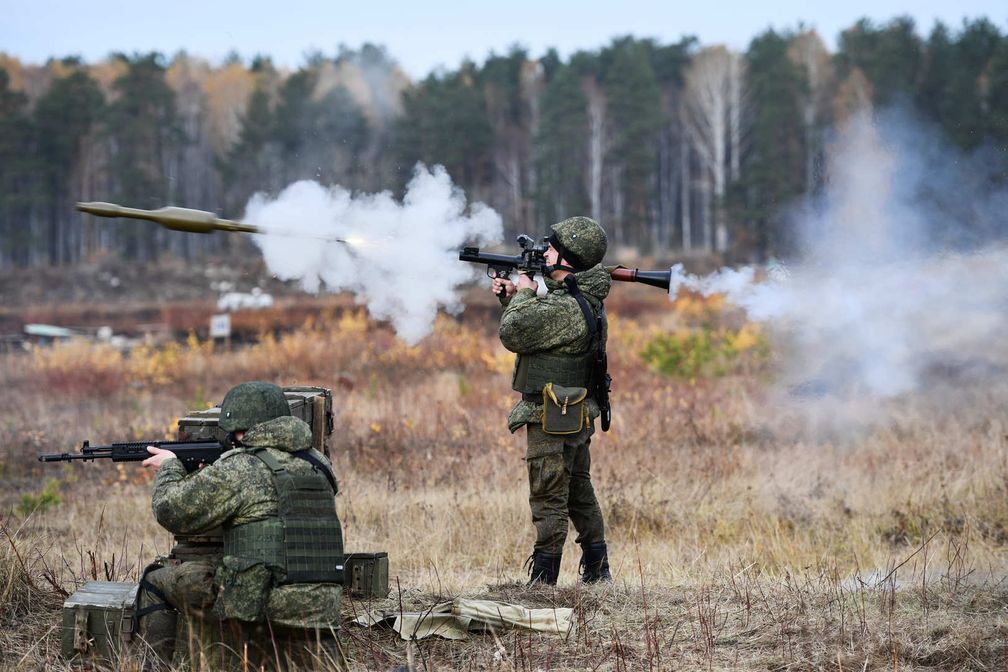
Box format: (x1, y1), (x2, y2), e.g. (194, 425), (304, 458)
(579, 541), (612, 583)
(526, 550), (562, 586)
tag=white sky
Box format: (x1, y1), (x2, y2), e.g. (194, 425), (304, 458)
(2, 0), (1005, 78)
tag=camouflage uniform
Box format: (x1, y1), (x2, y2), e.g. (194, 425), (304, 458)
(499, 216), (612, 583)
(140, 412), (343, 667)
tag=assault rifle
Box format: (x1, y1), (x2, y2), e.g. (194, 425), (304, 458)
(39, 439), (226, 473)
(459, 234), (674, 293)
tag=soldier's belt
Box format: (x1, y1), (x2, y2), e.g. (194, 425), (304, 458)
(522, 393), (544, 403)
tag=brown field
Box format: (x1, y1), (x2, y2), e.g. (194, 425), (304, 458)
(2, 284), (1007, 670)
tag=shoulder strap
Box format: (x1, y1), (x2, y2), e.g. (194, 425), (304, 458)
(563, 275), (612, 432)
(245, 446), (337, 494)
(563, 275), (599, 340)
(292, 449), (338, 494)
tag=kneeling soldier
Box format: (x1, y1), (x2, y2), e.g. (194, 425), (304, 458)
(139, 381), (343, 667)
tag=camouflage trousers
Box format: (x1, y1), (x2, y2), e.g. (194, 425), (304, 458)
(525, 422), (606, 554)
(138, 559), (217, 665)
(137, 560), (345, 670)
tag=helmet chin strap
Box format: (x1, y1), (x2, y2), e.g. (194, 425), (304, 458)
(544, 263), (579, 275)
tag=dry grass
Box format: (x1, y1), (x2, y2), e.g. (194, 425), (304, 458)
(2, 287), (1008, 670)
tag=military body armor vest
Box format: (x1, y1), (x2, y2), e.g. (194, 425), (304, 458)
(223, 448), (343, 584)
(511, 297), (607, 395)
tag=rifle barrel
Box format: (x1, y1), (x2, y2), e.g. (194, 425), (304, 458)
(38, 453), (92, 462)
(38, 439), (225, 466)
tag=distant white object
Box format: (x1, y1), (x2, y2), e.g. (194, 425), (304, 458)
(96, 326), (113, 341)
(216, 288), (274, 311)
(767, 258), (791, 282)
(24, 324), (77, 339)
(209, 313), (232, 339)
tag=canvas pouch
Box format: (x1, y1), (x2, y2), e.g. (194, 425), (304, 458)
(213, 556), (273, 622)
(542, 383), (588, 435)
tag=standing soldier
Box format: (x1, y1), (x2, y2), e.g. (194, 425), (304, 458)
(139, 381), (344, 667)
(492, 216), (613, 585)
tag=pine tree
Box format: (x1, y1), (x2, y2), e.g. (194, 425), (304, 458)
(222, 79), (275, 213)
(533, 64), (589, 227)
(481, 47), (535, 235)
(989, 36), (1008, 147)
(649, 38), (697, 251)
(34, 67), (104, 263)
(394, 63), (492, 190)
(0, 68), (37, 266)
(602, 38), (662, 248)
(735, 30), (806, 260)
(948, 19), (1002, 148)
(271, 68), (318, 183)
(308, 85), (369, 186)
(837, 16), (922, 107)
(104, 53), (179, 260)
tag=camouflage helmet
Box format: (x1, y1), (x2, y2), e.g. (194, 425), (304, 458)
(548, 216), (607, 271)
(218, 381), (291, 432)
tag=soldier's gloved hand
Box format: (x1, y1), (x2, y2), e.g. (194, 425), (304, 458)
(491, 277), (517, 298)
(516, 273), (538, 293)
(143, 446), (178, 473)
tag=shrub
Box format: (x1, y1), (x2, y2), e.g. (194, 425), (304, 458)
(641, 323), (768, 379)
(17, 478), (63, 516)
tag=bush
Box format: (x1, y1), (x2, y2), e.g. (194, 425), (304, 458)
(17, 479), (63, 516)
(641, 323), (768, 379)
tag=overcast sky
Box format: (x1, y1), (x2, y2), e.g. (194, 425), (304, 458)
(2, 0), (1005, 78)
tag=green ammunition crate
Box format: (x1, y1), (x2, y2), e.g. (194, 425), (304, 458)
(60, 580), (139, 660)
(177, 386), (333, 455)
(343, 552), (389, 598)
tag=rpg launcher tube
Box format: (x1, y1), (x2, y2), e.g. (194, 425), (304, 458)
(77, 201), (261, 235)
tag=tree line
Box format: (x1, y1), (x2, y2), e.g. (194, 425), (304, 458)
(1, 17), (1007, 269)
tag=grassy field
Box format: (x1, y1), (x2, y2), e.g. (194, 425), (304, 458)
(1, 286), (1007, 670)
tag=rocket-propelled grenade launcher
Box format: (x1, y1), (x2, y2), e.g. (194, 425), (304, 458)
(76, 201), (349, 243)
(460, 234), (673, 292)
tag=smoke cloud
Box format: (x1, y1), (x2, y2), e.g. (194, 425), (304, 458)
(671, 108), (1008, 402)
(244, 164), (502, 344)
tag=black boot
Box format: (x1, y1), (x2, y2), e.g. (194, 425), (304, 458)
(579, 542), (612, 583)
(526, 550), (562, 586)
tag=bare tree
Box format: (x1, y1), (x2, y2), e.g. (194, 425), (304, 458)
(583, 78), (606, 224)
(166, 53), (219, 260)
(832, 67), (873, 124)
(683, 46), (748, 253)
(679, 104), (692, 252)
(788, 30), (833, 193)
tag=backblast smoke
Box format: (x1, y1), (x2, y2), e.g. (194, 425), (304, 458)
(670, 108), (1008, 406)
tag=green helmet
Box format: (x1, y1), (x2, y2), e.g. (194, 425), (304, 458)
(548, 216), (607, 271)
(218, 381), (291, 432)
